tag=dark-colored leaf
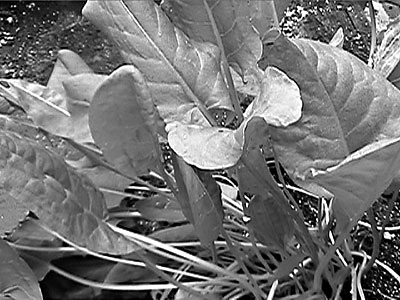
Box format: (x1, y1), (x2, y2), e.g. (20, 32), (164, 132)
(247, 193), (295, 252)
(172, 153), (223, 247)
(134, 195), (186, 223)
(149, 224), (197, 242)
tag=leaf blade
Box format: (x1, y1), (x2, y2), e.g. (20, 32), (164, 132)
(83, 0), (233, 127)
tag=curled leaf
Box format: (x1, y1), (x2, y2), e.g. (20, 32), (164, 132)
(167, 67), (301, 169)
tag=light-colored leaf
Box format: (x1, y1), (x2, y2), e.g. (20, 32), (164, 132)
(149, 224), (197, 242)
(374, 17), (400, 78)
(167, 67), (301, 169)
(0, 239), (43, 300)
(83, 0), (232, 128)
(0, 130), (137, 255)
(162, 0), (261, 76)
(0, 76), (106, 144)
(172, 153), (223, 247)
(329, 27), (344, 48)
(89, 65), (162, 177)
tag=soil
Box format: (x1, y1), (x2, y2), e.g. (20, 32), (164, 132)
(1, 1), (400, 299)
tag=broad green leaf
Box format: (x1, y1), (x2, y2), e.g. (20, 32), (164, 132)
(83, 0), (232, 128)
(247, 193), (295, 252)
(261, 35), (400, 179)
(167, 67), (301, 169)
(0, 76), (105, 144)
(133, 195), (187, 223)
(261, 35), (400, 229)
(172, 153), (223, 247)
(89, 65), (162, 177)
(309, 137), (400, 231)
(0, 130), (136, 255)
(0, 239), (43, 300)
(249, 0), (291, 38)
(162, 0), (261, 76)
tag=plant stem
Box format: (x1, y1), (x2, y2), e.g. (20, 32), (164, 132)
(202, 0), (244, 123)
(367, 0), (377, 67)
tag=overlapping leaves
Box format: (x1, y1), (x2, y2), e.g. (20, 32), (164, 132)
(261, 35), (400, 229)
(83, 0), (233, 128)
(0, 130), (136, 255)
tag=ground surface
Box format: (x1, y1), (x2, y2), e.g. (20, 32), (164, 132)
(1, 1), (400, 299)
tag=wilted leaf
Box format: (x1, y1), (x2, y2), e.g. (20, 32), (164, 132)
(162, 0), (261, 76)
(0, 239), (43, 300)
(0, 130), (136, 255)
(83, 0), (232, 128)
(172, 153), (223, 247)
(247, 193), (295, 252)
(90, 65), (162, 177)
(167, 67), (301, 169)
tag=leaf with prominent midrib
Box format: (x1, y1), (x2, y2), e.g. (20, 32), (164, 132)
(0, 130), (136, 255)
(261, 35), (400, 230)
(0, 239), (43, 300)
(261, 35), (400, 178)
(83, 0), (232, 128)
(161, 0), (261, 76)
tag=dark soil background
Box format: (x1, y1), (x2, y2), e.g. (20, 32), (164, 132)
(1, 1), (400, 299)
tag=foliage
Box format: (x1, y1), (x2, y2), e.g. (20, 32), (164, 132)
(1, 0), (400, 299)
